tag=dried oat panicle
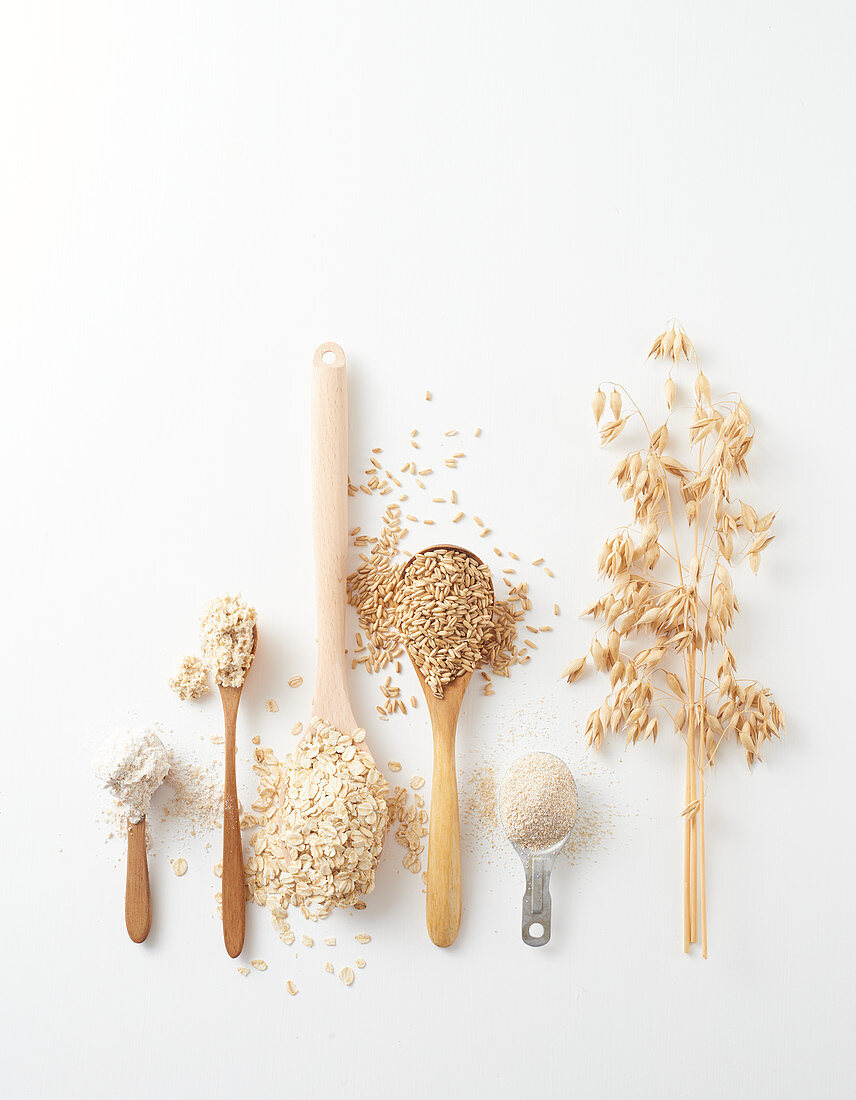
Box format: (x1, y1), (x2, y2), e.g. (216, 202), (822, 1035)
(571, 322), (784, 957)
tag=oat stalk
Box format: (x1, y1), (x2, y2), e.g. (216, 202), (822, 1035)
(567, 321), (784, 957)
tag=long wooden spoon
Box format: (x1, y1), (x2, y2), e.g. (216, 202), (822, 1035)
(403, 544), (494, 948)
(125, 818), (151, 943)
(311, 342), (359, 735)
(219, 626), (257, 958)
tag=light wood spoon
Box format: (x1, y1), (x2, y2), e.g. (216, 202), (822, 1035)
(125, 818), (151, 943)
(311, 342), (359, 736)
(219, 626), (257, 958)
(403, 544), (494, 948)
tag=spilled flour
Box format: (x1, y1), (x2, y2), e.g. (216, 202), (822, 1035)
(96, 732), (225, 852)
(460, 702), (635, 869)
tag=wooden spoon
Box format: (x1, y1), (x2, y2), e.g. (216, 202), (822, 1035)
(125, 817), (151, 943)
(311, 342), (359, 736)
(219, 626), (257, 958)
(402, 544), (494, 948)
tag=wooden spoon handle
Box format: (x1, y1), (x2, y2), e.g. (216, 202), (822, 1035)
(426, 720), (462, 947)
(125, 817), (151, 943)
(221, 695), (245, 957)
(311, 342), (354, 734)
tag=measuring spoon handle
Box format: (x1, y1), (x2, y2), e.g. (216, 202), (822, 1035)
(521, 852), (554, 946)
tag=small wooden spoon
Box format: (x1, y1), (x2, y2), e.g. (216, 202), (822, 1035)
(402, 544), (494, 948)
(125, 817), (151, 943)
(219, 626), (257, 958)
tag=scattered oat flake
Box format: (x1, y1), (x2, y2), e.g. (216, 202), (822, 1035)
(339, 967), (355, 986)
(301, 934), (314, 948)
(324, 937), (336, 946)
(324, 961), (334, 974)
(265, 698), (279, 713)
(237, 966), (250, 976)
(355, 958), (366, 969)
(285, 980), (299, 996)
(355, 933), (372, 944)
(410, 776), (425, 790)
(251, 959), (267, 971)
(388, 761), (402, 772)
(287, 676), (303, 688)
(172, 858), (188, 876)
(425, 390), (431, 401)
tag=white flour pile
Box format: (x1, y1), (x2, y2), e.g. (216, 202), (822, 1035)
(93, 728), (170, 823)
(500, 752), (578, 851)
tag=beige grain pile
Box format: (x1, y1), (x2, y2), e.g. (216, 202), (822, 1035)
(169, 655), (209, 700)
(395, 548), (495, 697)
(200, 594), (256, 687)
(244, 718), (389, 918)
(346, 505), (533, 714)
(500, 753), (578, 851)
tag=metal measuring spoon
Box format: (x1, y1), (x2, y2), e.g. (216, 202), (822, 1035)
(500, 753), (578, 947)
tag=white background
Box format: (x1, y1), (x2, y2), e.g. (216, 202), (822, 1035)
(2, 2), (854, 1098)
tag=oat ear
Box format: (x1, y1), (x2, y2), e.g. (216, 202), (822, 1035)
(568, 321), (782, 957)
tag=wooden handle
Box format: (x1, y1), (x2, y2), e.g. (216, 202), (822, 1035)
(311, 342), (356, 734)
(125, 817), (151, 943)
(425, 692), (465, 948)
(221, 691), (245, 958)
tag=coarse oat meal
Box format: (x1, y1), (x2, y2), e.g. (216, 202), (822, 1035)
(200, 594), (256, 687)
(500, 753), (578, 851)
(168, 655), (209, 700)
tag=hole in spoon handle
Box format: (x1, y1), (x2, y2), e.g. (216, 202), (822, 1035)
(522, 854), (553, 947)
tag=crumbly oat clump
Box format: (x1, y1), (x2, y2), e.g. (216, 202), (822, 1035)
(200, 594), (257, 687)
(169, 655), (209, 700)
